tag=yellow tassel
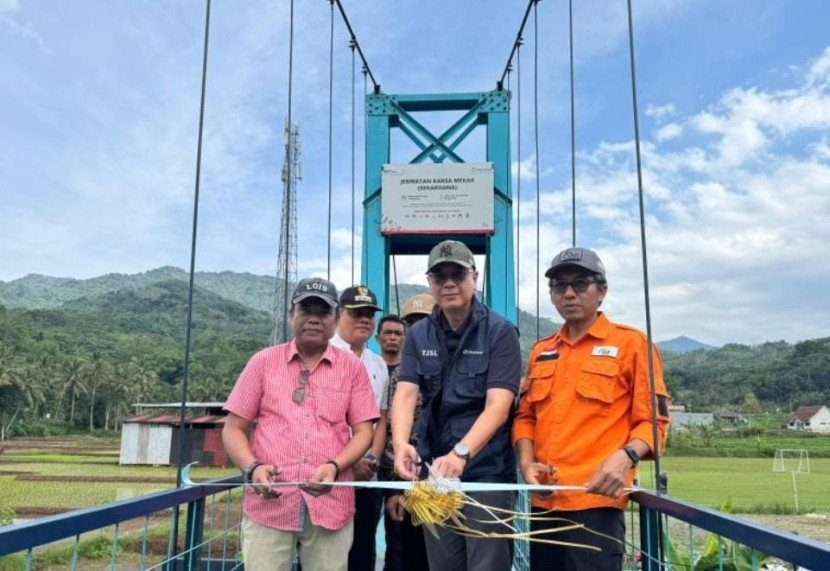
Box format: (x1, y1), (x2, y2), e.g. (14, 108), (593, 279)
(400, 480), (616, 553)
(401, 481), (465, 538)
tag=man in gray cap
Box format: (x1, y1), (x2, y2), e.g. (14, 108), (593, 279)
(513, 248), (671, 571)
(391, 239), (522, 571)
(223, 277), (380, 571)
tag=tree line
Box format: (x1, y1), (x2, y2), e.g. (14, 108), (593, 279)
(2, 277), (828, 439)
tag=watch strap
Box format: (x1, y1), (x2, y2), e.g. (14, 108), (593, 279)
(622, 445), (640, 467)
(452, 442), (471, 461)
(326, 460), (341, 480)
(243, 460), (263, 483)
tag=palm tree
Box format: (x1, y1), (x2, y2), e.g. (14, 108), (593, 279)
(54, 357), (86, 423)
(83, 354), (111, 432)
(128, 356), (159, 404)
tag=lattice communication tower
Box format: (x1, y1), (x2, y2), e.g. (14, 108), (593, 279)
(273, 120), (301, 344)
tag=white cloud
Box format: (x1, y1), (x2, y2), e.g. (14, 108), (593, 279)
(646, 103), (676, 122)
(655, 122), (683, 141)
(514, 46), (830, 344)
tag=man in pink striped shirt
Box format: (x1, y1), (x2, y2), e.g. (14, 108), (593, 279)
(223, 277), (380, 571)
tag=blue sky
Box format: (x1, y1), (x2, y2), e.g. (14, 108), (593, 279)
(2, 0), (830, 346)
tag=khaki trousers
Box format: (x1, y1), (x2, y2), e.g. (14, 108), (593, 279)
(242, 516), (354, 571)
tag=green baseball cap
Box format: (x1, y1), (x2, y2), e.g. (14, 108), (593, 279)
(427, 240), (476, 271)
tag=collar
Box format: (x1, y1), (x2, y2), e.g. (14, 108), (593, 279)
(431, 295), (487, 333)
(555, 311), (611, 345)
(330, 331), (365, 355)
(287, 338), (335, 366)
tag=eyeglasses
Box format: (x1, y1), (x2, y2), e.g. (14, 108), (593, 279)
(427, 268), (470, 286)
(346, 307), (376, 320)
(549, 276), (598, 295)
(292, 368), (310, 404)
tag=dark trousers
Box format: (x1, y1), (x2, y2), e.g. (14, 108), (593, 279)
(348, 487), (383, 571)
(423, 490), (515, 571)
(383, 506), (429, 571)
(529, 507), (625, 571)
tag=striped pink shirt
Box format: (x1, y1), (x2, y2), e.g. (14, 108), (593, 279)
(224, 339), (379, 531)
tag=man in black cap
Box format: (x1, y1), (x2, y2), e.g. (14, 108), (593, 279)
(333, 285), (390, 571)
(513, 247), (671, 571)
(390, 240), (522, 571)
(223, 277), (380, 571)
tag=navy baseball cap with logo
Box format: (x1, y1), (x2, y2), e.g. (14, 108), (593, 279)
(291, 277), (339, 308)
(544, 247), (606, 278)
(427, 240), (476, 271)
(340, 285), (381, 312)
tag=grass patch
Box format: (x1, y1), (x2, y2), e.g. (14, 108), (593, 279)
(639, 457), (830, 513)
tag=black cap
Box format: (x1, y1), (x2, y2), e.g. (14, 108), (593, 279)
(339, 285), (381, 312)
(291, 277), (339, 308)
(544, 247), (606, 279)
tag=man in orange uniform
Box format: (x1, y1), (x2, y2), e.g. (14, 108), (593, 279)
(513, 247), (671, 571)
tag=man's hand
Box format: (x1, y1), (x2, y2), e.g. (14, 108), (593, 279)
(386, 494), (406, 522)
(353, 457), (378, 481)
(252, 464), (281, 500)
(301, 462), (338, 496)
(519, 461), (555, 499)
(586, 449), (632, 498)
(431, 452), (466, 479)
(393, 442), (420, 480)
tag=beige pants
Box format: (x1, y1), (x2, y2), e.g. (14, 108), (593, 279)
(241, 516), (354, 571)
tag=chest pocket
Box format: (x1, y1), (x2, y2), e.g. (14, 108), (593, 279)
(453, 353), (488, 399)
(314, 376), (349, 423)
(416, 358), (442, 399)
(525, 362), (556, 404)
(576, 359), (619, 407)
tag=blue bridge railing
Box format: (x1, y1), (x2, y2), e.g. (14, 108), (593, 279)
(2, 479), (829, 570)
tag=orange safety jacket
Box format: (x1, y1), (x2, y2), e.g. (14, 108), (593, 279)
(512, 312), (671, 511)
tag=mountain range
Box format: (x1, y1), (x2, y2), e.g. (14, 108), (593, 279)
(0, 268), (715, 351)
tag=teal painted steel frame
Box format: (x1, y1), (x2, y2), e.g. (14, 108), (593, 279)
(363, 90), (516, 325)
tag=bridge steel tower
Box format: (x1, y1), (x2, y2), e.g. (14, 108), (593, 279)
(361, 89), (516, 324)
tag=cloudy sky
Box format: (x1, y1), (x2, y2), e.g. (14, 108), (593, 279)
(2, 0), (830, 346)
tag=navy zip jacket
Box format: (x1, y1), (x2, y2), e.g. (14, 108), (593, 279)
(397, 296), (521, 482)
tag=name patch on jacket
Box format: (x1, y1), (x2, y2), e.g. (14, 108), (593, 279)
(421, 349), (438, 358)
(591, 346), (619, 358)
(536, 349), (559, 362)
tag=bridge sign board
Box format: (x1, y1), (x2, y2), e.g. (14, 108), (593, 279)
(381, 162), (494, 234)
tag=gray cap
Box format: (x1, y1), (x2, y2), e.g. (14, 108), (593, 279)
(291, 277), (339, 308)
(544, 247), (606, 278)
(427, 240), (476, 271)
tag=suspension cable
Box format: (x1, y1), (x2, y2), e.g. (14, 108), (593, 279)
(176, 0), (211, 492)
(392, 255), (400, 315)
(350, 39), (356, 286)
(516, 41), (522, 323)
(333, 0), (380, 91)
(327, 0), (334, 280)
(171, 0), (212, 561)
(533, 1), (541, 341)
(498, 0), (536, 87)
(568, 0), (576, 247)
(626, 0), (662, 491)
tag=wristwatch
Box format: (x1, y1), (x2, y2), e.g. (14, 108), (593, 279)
(622, 446), (640, 468)
(452, 442), (471, 462)
(243, 460), (263, 483)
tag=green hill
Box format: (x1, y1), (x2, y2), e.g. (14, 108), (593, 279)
(0, 267), (277, 313)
